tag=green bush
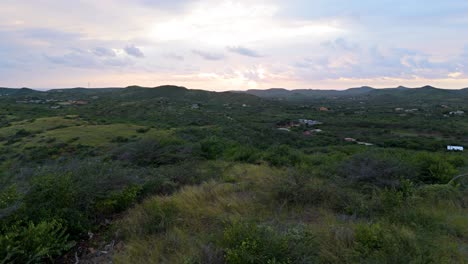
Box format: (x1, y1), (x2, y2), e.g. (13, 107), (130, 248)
(0, 220), (72, 264)
(200, 137), (229, 159)
(354, 223), (422, 263)
(223, 222), (318, 264)
(21, 174), (89, 236)
(112, 139), (196, 166)
(95, 185), (143, 214)
(340, 152), (414, 188)
(0, 185), (20, 209)
(263, 145), (303, 167)
(414, 153), (458, 184)
(224, 145), (260, 163)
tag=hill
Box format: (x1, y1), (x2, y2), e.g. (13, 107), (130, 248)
(241, 86), (468, 103)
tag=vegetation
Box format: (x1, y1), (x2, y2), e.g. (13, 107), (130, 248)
(0, 85), (467, 263)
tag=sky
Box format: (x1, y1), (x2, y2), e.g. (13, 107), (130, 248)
(1, 0), (468, 90)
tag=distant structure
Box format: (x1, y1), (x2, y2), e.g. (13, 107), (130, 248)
(449, 110), (464, 115)
(191, 103), (200, 109)
(319, 107), (329, 111)
(298, 119), (323, 126)
(447, 145), (464, 151)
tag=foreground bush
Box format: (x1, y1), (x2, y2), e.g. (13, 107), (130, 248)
(0, 220), (72, 263)
(223, 222), (319, 264)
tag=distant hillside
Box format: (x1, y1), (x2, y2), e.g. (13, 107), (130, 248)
(0, 85), (264, 106)
(240, 86), (468, 103)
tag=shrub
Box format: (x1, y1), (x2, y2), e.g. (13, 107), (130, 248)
(223, 222), (318, 264)
(95, 185), (143, 214)
(136, 127), (150, 133)
(200, 137), (228, 159)
(340, 152), (414, 188)
(22, 174), (89, 236)
(353, 223), (422, 263)
(0, 185), (20, 209)
(414, 153), (458, 184)
(263, 145), (303, 167)
(224, 145), (260, 163)
(0, 220), (72, 264)
(112, 139), (195, 166)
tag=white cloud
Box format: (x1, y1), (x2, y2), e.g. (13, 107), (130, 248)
(448, 71), (463, 78)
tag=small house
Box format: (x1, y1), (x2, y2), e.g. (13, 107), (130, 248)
(447, 145), (464, 151)
(319, 107), (329, 111)
(345, 138), (357, 142)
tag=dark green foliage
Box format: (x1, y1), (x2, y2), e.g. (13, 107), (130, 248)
(413, 153), (458, 183)
(136, 127), (150, 133)
(0, 185), (20, 209)
(0, 220), (72, 263)
(95, 185), (143, 214)
(223, 222), (318, 264)
(340, 151), (414, 188)
(112, 139), (197, 166)
(273, 170), (343, 207)
(353, 223), (423, 263)
(263, 145), (303, 167)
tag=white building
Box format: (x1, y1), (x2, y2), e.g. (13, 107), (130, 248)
(449, 110), (464, 115)
(447, 145), (464, 151)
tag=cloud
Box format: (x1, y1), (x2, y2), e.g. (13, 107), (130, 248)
(292, 38), (461, 81)
(227, 46), (263, 58)
(19, 28), (81, 41)
(164, 53), (184, 61)
(322, 38), (358, 51)
(44, 49), (133, 68)
(93, 47), (116, 57)
(448, 72), (463, 78)
(133, 0), (191, 10)
(192, 49), (225, 61)
(124, 45), (145, 58)
(45, 51), (97, 68)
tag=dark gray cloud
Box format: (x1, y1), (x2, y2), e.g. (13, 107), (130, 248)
(227, 46), (263, 58)
(124, 45), (145, 58)
(93, 47), (116, 57)
(192, 50), (225, 61)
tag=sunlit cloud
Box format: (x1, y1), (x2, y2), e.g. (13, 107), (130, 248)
(1, 0), (468, 89)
